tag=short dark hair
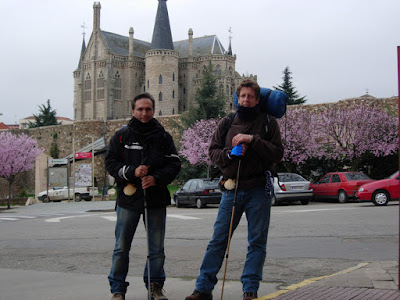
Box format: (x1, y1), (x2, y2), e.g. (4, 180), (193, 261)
(132, 92), (155, 110)
(236, 79), (261, 99)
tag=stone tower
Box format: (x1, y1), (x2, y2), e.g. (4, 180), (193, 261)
(145, 0), (179, 116)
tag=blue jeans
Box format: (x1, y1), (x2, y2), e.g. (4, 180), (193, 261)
(108, 205), (166, 294)
(195, 186), (271, 293)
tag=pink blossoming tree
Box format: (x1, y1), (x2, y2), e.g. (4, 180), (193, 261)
(179, 119), (220, 176)
(316, 104), (398, 170)
(0, 132), (44, 209)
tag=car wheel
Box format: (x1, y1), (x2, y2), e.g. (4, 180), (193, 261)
(196, 198), (204, 209)
(338, 190), (348, 203)
(175, 197), (181, 208)
(372, 190), (390, 206)
(300, 199), (309, 205)
(74, 193), (82, 202)
(271, 194), (277, 206)
(42, 195), (50, 203)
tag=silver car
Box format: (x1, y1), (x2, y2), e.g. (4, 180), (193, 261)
(272, 173), (313, 205)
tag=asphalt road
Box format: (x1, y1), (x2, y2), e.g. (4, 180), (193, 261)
(0, 200), (398, 290)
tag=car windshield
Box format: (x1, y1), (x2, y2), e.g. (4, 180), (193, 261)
(344, 172), (371, 181)
(388, 171), (399, 179)
(278, 173), (306, 182)
(203, 179), (219, 188)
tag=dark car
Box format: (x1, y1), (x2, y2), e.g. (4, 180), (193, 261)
(313, 172), (375, 203)
(173, 178), (221, 208)
(272, 173), (313, 205)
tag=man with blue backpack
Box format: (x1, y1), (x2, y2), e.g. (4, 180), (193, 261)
(185, 79), (285, 300)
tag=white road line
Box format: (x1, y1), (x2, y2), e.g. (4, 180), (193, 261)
(0, 218), (19, 221)
(167, 214), (201, 220)
(102, 216), (117, 221)
(272, 207), (358, 214)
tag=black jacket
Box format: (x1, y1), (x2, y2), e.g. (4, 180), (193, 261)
(105, 117), (181, 211)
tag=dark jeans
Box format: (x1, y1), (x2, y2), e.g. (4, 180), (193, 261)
(108, 205), (166, 294)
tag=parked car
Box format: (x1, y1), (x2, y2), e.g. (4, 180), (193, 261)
(173, 178), (221, 208)
(312, 172), (375, 203)
(356, 171), (399, 206)
(272, 173), (313, 205)
(38, 186), (99, 203)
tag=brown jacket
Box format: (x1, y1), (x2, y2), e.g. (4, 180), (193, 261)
(209, 112), (284, 189)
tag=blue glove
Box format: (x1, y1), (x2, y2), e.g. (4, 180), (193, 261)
(231, 144), (244, 157)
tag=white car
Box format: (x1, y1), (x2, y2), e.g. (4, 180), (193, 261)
(38, 186), (99, 202)
(272, 173), (313, 205)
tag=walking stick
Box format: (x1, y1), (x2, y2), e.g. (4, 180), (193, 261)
(141, 149), (152, 300)
(221, 159), (241, 300)
(143, 187), (151, 300)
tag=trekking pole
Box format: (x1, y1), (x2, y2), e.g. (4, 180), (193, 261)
(221, 159), (241, 300)
(141, 149), (152, 300)
(143, 187), (152, 300)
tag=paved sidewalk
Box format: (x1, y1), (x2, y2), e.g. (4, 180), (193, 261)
(0, 261), (398, 299)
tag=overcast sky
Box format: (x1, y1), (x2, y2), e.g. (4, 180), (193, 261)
(1, 0), (399, 124)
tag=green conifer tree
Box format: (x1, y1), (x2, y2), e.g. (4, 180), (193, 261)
(274, 66), (307, 105)
(29, 99), (60, 128)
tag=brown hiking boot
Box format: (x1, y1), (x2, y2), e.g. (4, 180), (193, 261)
(185, 289), (213, 300)
(111, 293), (125, 300)
(243, 292), (258, 300)
(150, 282), (168, 300)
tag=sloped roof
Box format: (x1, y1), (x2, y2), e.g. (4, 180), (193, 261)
(174, 35), (226, 57)
(0, 122), (10, 130)
(64, 137), (107, 161)
(102, 31), (151, 57)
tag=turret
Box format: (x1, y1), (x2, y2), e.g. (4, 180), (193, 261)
(93, 2), (101, 30)
(129, 27), (134, 56)
(188, 28), (193, 57)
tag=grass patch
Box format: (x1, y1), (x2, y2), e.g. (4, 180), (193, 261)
(168, 185), (180, 198)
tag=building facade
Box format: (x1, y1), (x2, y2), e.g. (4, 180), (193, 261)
(73, 0), (256, 121)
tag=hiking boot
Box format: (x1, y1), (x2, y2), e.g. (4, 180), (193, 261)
(185, 289), (213, 300)
(111, 293), (125, 300)
(150, 282), (168, 300)
(243, 292), (258, 300)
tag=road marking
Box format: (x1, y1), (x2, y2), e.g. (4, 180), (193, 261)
(272, 207), (358, 214)
(258, 262), (370, 300)
(102, 216), (117, 221)
(167, 214), (201, 220)
(0, 218), (19, 221)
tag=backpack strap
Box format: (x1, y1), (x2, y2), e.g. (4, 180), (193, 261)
(220, 112), (236, 147)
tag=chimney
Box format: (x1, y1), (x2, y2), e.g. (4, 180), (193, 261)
(93, 2), (101, 30)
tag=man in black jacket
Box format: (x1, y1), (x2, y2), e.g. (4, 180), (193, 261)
(105, 93), (181, 300)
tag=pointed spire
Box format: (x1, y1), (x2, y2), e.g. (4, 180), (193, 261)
(227, 27), (233, 55)
(151, 0), (174, 50)
(78, 37), (86, 69)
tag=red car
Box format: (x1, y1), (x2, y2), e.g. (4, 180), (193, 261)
(356, 171), (399, 206)
(312, 172), (375, 203)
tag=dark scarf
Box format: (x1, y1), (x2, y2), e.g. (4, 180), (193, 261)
(129, 117), (159, 136)
(237, 104), (261, 121)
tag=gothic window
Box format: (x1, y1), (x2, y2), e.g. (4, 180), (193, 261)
(159, 110), (162, 116)
(226, 85), (229, 95)
(214, 65), (222, 77)
(114, 72), (121, 100)
(159, 92), (162, 101)
(172, 90), (175, 99)
(97, 71), (105, 99)
(172, 108), (175, 114)
(84, 73), (91, 100)
(159, 75), (163, 84)
(219, 84), (224, 95)
(183, 87), (186, 94)
(231, 86), (233, 96)
(172, 73), (175, 81)
(229, 67), (233, 76)
(202, 66), (207, 75)
(147, 80), (150, 88)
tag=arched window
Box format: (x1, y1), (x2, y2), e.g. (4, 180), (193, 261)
(183, 87), (186, 94)
(172, 90), (175, 99)
(172, 73), (175, 81)
(147, 80), (150, 88)
(159, 92), (163, 101)
(172, 108), (175, 114)
(214, 65), (222, 77)
(159, 110), (162, 116)
(159, 75), (163, 84)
